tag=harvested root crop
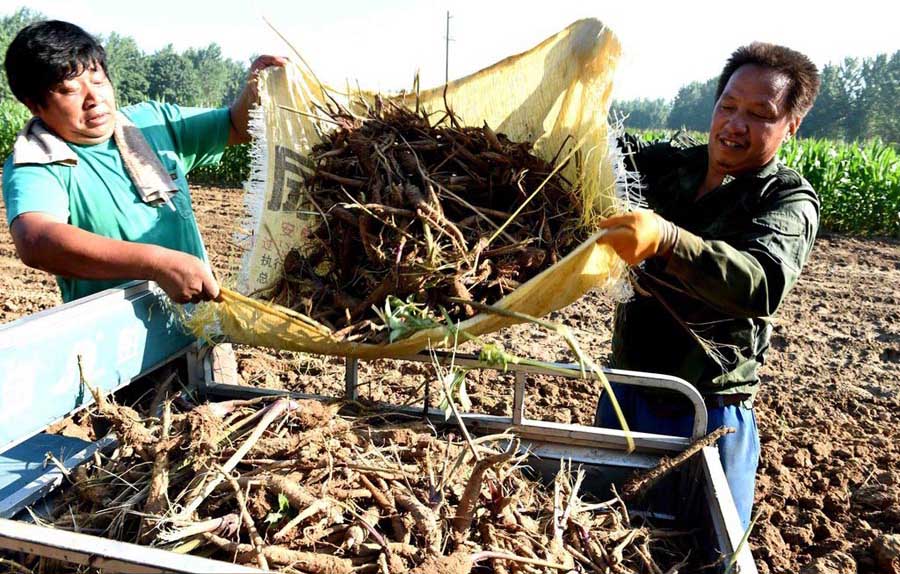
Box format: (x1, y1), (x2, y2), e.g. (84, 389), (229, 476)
(260, 100), (589, 343)
(14, 392), (697, 573)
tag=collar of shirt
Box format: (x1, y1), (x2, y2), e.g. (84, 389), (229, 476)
(675, 145), (780, 202)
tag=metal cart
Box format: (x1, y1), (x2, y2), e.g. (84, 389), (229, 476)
(0, 281), (756, 572)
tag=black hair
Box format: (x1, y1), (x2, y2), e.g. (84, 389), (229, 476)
(3, 20), (109, 108)
(716, 42), (821, 118)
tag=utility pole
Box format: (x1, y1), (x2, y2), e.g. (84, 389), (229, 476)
(444, 11), (453, 86)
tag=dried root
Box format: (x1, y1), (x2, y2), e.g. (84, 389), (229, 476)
(264, 101), (589, 343)
(33, 396), (691, 573)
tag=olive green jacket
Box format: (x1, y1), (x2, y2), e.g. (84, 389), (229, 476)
(611, 134), (819, 403)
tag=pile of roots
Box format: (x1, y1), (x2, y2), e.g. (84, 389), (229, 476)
(261, 100), (589, 344)
(14, 387), (697, 573)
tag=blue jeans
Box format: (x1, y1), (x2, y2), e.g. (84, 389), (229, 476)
(595, 384), (759, 529)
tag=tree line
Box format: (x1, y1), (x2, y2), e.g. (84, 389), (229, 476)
(612, 51), (899, 144)
(3, 8), (896, 145)
(1, 8), (247, 109)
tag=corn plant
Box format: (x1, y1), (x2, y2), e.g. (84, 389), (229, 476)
(633, 130), (900, 237)
(187, 142), (250, 187)
(781, 137), (899, 237)
(0, 99), (30, 160)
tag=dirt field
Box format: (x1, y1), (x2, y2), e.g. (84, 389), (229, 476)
(1, 184), (898, 573)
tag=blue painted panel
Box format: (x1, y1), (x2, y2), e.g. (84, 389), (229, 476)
(0, 281), (195, 452)
(0, 434), (91, 501)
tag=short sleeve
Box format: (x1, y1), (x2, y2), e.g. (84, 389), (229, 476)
(155, 102), (231, 173)
(1, 156), (69, 226)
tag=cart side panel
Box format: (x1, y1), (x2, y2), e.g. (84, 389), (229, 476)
(0, 281), (194, 453)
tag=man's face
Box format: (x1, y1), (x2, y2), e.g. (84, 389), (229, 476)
(708, 64), (800, 177)
(28, 63), (117, 145)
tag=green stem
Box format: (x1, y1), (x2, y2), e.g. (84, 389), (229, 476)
(446, 297), (635, 453)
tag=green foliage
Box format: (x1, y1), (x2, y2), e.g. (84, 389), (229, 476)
(142, 42), (248, 109)
(188, 143), (250, 187)
(856, 53), (899, 143)
(148, 45), (202, 105)
(0, 8), (251, 184)
(2, 9), (247, 110)
(437, 368), (471, 420)
(185, 45), (228, 107)
(613, 51), (899, 146)
(264, 492), (291, 524)
(611, 98), (670, 130)
(801, 59), (860, 140)
(372, 295), (445, 343)
(478, 342), (519, 371)
(0, 98), (29, 158)
(184, 45), (247, 108)
(222, 59), (250, 105)
(633, 130), (900, 237)
(780, 137), (900, 236)
(103, 33), (150, 106)
(803, 52), (900, 143)
(0, 8), (44, 102)
(666, 78), (717, 132)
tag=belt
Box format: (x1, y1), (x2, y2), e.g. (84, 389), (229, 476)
(638, 390), (751, 418)
(705, 393), (752, 409)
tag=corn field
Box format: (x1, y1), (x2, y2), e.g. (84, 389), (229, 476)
(780, 137), (899, 237)
(188, 142), (250, 187)
(638, 130), (900, 237)
(0, 99), (29, 160)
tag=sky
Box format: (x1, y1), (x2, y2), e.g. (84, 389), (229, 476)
(7, 0), (899, 101)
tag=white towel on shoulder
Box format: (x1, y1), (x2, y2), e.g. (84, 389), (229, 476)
(12, 113), (179, 208)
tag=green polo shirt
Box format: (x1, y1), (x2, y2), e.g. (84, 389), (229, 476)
(612, 133), (819, 402)
(2, 101), (231, 302)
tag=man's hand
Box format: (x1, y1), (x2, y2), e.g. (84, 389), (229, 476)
(149, 249), (221, 304)
(228, 55), (289, 145)
(596, 210), (678, 265)
(11, 213), (222, 304)
(246, 55), (289, 103)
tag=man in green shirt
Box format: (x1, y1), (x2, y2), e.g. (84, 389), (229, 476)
(595, 43), (821, 529)
(2, 20), (286, 304)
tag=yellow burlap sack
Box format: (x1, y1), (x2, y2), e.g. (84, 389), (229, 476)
(203, 18), (627, 359)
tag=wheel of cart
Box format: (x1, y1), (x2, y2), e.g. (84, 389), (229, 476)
(0, 281), (756, 573)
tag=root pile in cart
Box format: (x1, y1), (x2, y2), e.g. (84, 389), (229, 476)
(259, 100), (589, 344)
(14, 391), (699, 573)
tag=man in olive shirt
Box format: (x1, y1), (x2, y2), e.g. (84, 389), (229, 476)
(595, 43), (821, 528)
